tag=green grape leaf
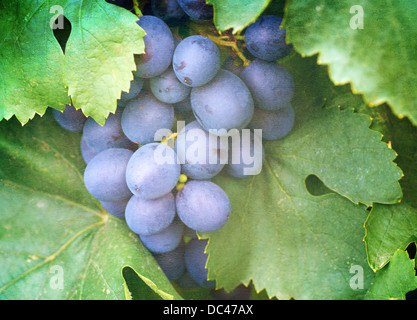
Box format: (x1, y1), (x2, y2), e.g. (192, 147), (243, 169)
(207, 0), (272, 33)
(205, 54), (403, 300)
(284, 0), (417, 125)
(361, 105), (417, 270)
(0, 1), (70, 124)
(0, 0), (145, 125)
(122, 266), (177, 300)
(0, 112), (180, 300)
(275, 54), (401, 207)
(365, 250), (417, 300)
(365, 203), (417, 271)
(209, 173), (375, 299)
(58, 0), (145, 125)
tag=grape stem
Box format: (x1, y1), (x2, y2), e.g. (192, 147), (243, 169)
(206, 33), (250, 68)
(132, 0), (143, 17)
(188, 22), (250, 67)
(161, 132), (178, 145)
(219, 35), (245, 41)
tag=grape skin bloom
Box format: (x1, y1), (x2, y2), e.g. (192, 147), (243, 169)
(125, 143), (181, 200)
(83, 108), (135, 154)
(248, 104), (295, 140)
(53, 103), (87, 132)
(184, 239), (216, 288)
(121, 91), (175, 145)
(176, 180), (231, 233)
(150, 66), (191, 104)
(191, 69), (254, 134)
(84, 148), (133, 202)
(244, 15), (292, 62)
(139, 218), (185, 253)
(125, 192), (176, 236)
(240, 58), (294, 111)
(175, 120), (227, 180)
(134, 15), (175, 78)
(173, 35), (220, 87)
(176, 0), (213, 21)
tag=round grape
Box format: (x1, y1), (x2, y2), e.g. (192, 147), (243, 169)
(240, 59), (294, 111)
(99, 198), (129, 219)
(84, 148), (133, 202)
(173, 35), (220, 87)
(149, 66), (191, 104)
(83, 108), (136, 154)
(134, 15), (174, 78)
(175, 120), (227, 180)
(126, 143), (181, 199)
(176, 0), (213, 20)
(121, 91), (175, 145)
(184, 239), (216, 288)
(191, 69), (254, 134)
(125, 192), (176, 236)
(53, 104), (87, 132)
(226, 130), (264, 178)
(140, 218), (185, 253)
(153, 243), (185, 281)
(248, 104), (295, 140)
(176, 180), (231, 232)
(244, 15), (292, 62)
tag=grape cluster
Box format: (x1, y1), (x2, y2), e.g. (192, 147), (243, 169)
(54, 0), (294, 295)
